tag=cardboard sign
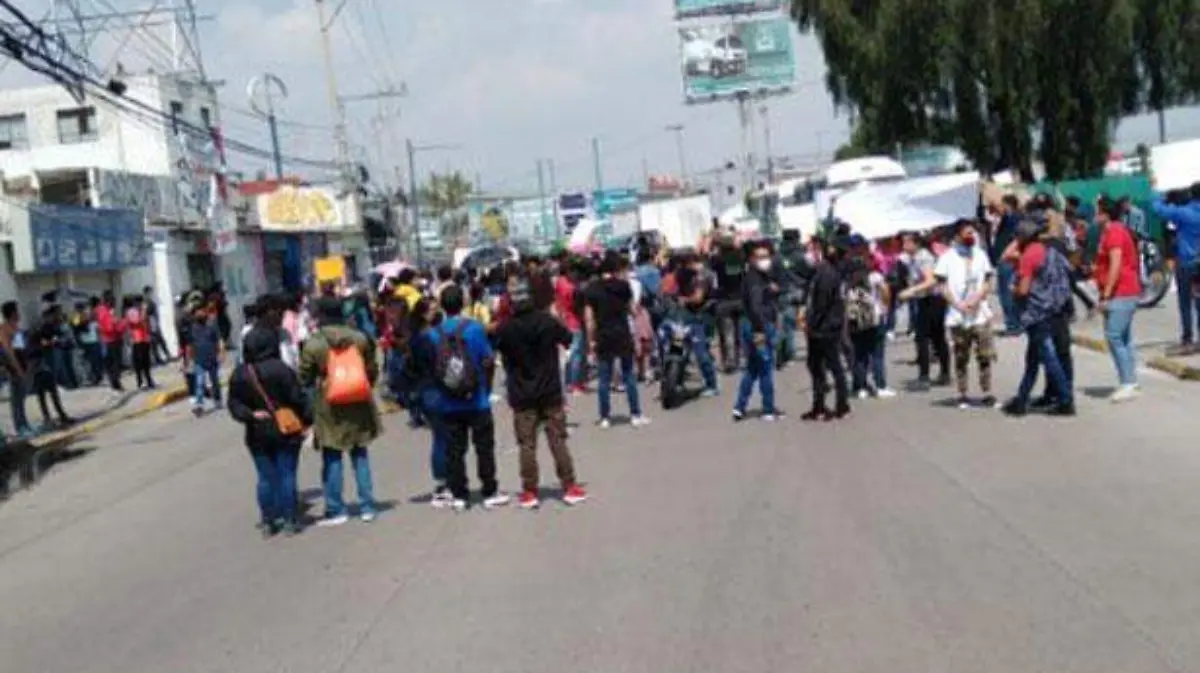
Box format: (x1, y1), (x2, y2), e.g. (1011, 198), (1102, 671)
(313, 255), (346, 288)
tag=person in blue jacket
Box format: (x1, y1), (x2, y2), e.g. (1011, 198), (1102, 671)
(1151, 183), (1200, 353)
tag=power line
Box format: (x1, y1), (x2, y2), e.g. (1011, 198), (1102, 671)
(0, 13), (341, 170)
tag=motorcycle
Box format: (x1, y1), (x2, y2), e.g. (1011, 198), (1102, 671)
(658, 312), (694, 410)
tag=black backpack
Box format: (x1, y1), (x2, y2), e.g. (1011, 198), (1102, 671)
(434, 321), (479, 399)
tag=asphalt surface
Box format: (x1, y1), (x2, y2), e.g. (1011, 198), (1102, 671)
(1, 335), (1198, 673)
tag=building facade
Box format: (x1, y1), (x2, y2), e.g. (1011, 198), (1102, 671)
(0, 73), (370, 355)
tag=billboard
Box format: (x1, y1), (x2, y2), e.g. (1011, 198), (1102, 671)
(256, 185), (357, 231)
(592, 188), (640, 218)
(680, 17), (795, 103)
(674, 0), (782, 20)
(14, 204), (147, 273)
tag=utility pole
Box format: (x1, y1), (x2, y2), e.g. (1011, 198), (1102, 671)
(591, 137), (603, 192)
(547, 158), (559, 239)
(642, 157), (651, 189)
(666, 124), (688, 187)
(406, 139), (422, 267)
(314, 0), (351, 186)
(760, 104), (775, 185)
(536, 159), (548, 241)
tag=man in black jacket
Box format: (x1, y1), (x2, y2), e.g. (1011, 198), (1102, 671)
(733, 241), (782, 422)
(729, 241), (787, 419)
(493, 278), (588, 509)
(802, 238), (851, 421)
(775, 230), (810, 367)
(709, 234), (745, 373)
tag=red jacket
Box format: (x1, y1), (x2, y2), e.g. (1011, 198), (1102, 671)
(96, 305), (126, 344)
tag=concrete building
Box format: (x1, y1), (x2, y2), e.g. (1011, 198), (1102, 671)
(0, 72), (370, 355)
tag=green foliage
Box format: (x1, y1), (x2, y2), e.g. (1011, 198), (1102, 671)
(792, 0), (1200, 181)
(418, 171), (473, 240)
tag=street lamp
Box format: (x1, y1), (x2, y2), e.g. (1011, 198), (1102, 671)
(406, 139), (463, 267)
(666, 124), (688, 187)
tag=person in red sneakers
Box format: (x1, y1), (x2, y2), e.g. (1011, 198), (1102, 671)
(493, 277), (587, 509)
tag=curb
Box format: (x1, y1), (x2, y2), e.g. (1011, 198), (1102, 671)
(1, 384), (189, 499)
(1070, 334), (1200, 381)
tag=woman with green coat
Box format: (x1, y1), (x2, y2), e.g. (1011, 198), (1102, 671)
(300, 296), (383, 526)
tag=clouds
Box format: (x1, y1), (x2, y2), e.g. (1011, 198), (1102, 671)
(2, 0), (851, 194)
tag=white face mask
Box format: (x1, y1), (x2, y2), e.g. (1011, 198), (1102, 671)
(754, 259), (772, 272)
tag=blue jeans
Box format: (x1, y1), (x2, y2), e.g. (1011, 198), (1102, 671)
(851, 325), (888, 391)
(1175, 263), (1200, 344)
(1017, 321), (1073, 406)
(81, 342), (102, 385)
(1104, 297), (1139, 385)
(8, 375), (29, 433)
(997, 262), (1020, 332)
(597, 356), (641, 420)
(735, 319), (776, 414)
(192, 362), (222, 407)
(421, 387), (448, 483)
(686, 316), (718, 390)
(565, 329), (586, 388)
(249, 441), (301, 525)
(321, 447), (375, 517)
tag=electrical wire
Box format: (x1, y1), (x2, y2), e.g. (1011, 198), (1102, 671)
(0, 2), (341, 170)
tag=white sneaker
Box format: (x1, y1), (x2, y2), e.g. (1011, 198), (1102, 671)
(761, 413), (778, 423)
(876, 388), (898, 398)
(631, 415), (652, 428)
(317, 514), (349, 527)
(430, 485), (453, 509)
(598, 418), (612, 430)
(360, 510), (377, 523)
(451, 498), (468, 511)
(483, 492), (511, 509)
(1110, 384), (1141, 403)
(857, 389), (870, 400)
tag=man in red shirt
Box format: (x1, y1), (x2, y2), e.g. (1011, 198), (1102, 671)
(1001, 219), (1075, 416)
(95, 291), (126, 391)
(553, 259), (587, 394)
(1093, 198), (1142, 400)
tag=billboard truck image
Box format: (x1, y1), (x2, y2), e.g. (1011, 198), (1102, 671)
(679, 17), (795, 103)
(674, 0), (783, 20)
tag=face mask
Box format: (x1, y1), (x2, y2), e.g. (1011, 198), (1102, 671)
(755, 259), (772, 272)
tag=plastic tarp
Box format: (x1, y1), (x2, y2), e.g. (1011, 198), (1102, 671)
(830, 173), (981, 240)
(1150, 139), (1200, 191)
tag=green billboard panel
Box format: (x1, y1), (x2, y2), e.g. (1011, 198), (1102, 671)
(680, 18), (795, 103)
(674, 0), (783, 20)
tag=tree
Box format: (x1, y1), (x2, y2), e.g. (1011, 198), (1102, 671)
(790, 0), (1200, 182)
(418, 171), (473, 240)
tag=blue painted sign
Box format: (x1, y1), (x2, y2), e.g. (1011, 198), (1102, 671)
(592, 188), (639, 218)
(28, 204), (147, 272)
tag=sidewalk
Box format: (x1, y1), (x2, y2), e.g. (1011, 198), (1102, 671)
(1069, 299), (1200, 380)
(1, 362), (189, 450)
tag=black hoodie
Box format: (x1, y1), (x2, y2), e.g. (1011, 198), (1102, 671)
(742, 264), (779, 334)
(805, 260), (846, 339)
(228, 326), (313, 447)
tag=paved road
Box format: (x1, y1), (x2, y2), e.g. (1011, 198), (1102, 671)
(1, 336), (1198, 673)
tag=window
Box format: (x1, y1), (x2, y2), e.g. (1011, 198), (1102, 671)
(169, 100), (183, 134)
(0, 114), (29, 150)
(56, 107), (97, 144)
(199, 106), (211, 129)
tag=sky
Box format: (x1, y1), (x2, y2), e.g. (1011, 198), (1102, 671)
(5, 0), (1200, 197)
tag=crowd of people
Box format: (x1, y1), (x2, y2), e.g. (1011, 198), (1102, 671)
(0, 286), (176, 439)
(7, 182), (1197, 536)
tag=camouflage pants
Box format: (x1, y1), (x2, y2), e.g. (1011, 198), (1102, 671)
(950, 325), (995, 395)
